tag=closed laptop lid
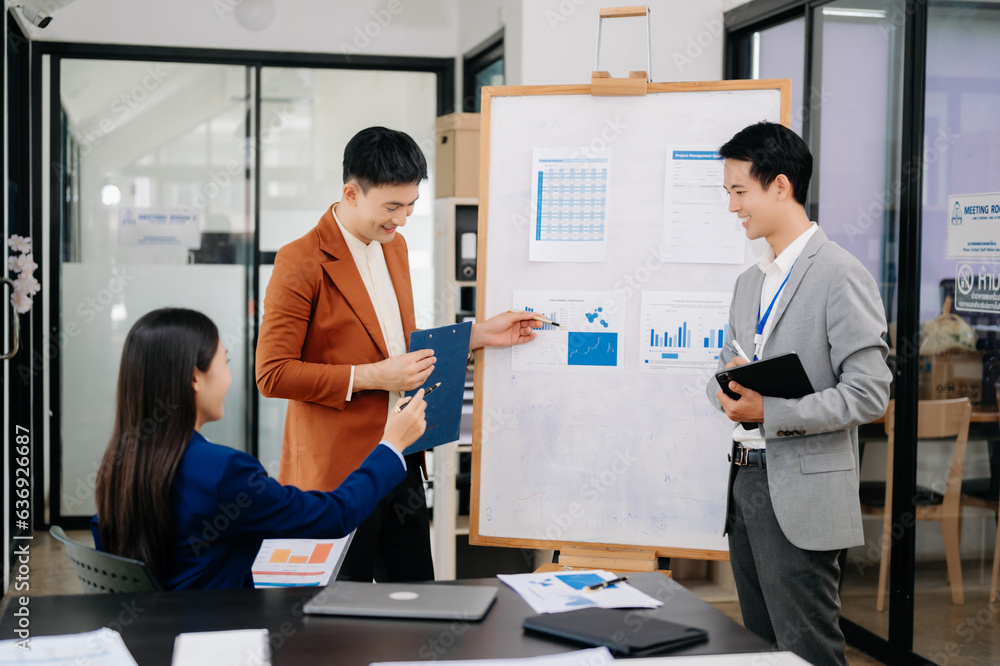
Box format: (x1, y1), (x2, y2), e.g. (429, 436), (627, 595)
(303, 581), (498, 621)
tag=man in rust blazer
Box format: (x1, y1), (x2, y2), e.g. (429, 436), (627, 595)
(257, 127), (538, 582)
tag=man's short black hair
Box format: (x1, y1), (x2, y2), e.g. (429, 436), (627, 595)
(343, 126), (428, 192)
(718, 121), (812, 206)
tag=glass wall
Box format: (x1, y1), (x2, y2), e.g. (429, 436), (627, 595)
(730, 0), (1000, 659)
(256, 67), (438, 472)
(914, 2), (1000, 662)
(57, 61), (254, 519)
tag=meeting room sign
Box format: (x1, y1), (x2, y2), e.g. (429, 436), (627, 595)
(947, 191), (1000, 259)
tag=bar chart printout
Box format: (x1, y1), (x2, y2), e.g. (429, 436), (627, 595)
(251, 536), (352, 588)
(528, 148), (610, 263)
(512, 290), (624, 373)
(639, 291), (732, 373)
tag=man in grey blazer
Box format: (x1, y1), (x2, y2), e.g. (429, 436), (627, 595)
(706, 122), (891, 666)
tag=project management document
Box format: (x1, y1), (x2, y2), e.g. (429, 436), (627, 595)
(497, 570), (662, 614)
(250, 536), (352, 588)
(528, 148), (610, 263)
(639, 291), (733, 373)
(661, 148), (745, 265)
(511, 290), (624, 373)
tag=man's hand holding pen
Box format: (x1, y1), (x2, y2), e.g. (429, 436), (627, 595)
(715, 339), (764, 422)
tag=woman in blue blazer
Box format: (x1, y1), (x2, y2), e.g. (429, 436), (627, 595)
(92, 307), (427, 590)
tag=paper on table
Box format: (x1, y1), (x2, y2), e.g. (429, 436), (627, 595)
(497, 570), (662, 614)
(171, 629), (271, 666)
(0, 628), (138, 665)
(251, 535), (352, 588)
(627, 652), (812, 665)
(369, 646), (614, 666)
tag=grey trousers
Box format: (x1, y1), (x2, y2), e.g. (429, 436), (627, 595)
(728, 464), (848, 666)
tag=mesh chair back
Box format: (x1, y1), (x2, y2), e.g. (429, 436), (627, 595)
(50, 525), (162, 594)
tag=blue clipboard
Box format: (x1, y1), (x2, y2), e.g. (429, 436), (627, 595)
(403, 321), (472, 453)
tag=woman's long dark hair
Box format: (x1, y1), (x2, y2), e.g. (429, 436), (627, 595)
(95, 308), (219, 581)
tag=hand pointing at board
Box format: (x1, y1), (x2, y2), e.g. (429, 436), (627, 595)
(469, 311), (543, 350)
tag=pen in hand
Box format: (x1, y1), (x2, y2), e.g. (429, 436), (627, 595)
(508, 308), (562, 327)
(393, 382), (442, 414)
(585, 575), (629, 592)
(730, 340), (751, 363)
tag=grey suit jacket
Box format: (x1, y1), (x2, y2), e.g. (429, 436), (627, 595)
(706, 226), (891, 551)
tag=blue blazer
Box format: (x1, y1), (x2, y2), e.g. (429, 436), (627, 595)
(92, 430), (405, 590)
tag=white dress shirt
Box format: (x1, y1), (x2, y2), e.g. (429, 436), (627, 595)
(733, 222), (818, 449)
(333, 204), (408, 423)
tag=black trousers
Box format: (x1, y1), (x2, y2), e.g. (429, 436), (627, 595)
(728, 464), (848, 666)
(336, 452), (434, 582)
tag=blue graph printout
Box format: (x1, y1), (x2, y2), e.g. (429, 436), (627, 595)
(511, 290), (624, 373)
(528, 148), (610, 263)
(639, 291), (732, 373)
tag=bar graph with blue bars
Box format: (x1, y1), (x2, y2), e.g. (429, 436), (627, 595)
(525, 306), (558, 331)
(639, 291), (733, 372)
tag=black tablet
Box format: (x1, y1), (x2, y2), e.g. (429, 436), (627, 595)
(715, 351), (815, 401)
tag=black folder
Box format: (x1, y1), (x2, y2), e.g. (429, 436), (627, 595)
(523, 608), (708, 657)
(715, 352), (815, 430)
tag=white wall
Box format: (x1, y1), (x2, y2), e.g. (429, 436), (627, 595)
(519, 0), (728, 85)
(29, 0), (459, 58)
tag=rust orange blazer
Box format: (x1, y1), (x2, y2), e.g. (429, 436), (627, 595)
(256, 204), (416, 491)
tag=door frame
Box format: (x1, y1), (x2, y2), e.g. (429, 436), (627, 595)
(27, 41), (453, 530)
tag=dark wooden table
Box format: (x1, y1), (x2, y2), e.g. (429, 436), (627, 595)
(2, 574), (769, 664)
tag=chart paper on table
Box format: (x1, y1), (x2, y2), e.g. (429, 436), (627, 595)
(639, 291), (732, 373)
(511, 291), (623, 373)
(251, 535), (352, 588)
(661, 149), (745, 265)
(528, 148), (610, 263)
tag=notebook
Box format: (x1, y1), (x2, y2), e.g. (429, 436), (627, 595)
(523, 608), (708, 656)
(303, 581), (498, 621)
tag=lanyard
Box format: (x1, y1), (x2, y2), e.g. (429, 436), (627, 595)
(754, 260), (796, 360)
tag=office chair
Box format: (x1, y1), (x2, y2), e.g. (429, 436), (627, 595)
(50, 525), (161, 594)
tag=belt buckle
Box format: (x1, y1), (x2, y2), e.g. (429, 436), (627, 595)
(736, 446), (750, 466)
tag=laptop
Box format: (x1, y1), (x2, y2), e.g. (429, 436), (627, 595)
(303, 580), (498, 621)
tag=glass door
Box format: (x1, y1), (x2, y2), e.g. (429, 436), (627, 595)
(54, 60), (256, 521)
(255, 67), (437, 471)
(913, 2), (1000, 661)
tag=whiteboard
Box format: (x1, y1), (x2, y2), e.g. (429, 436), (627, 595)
(471, 81), (790, 560)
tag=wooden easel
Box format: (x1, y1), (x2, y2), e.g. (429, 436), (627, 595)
(536, 4), (654, 574)
(591, 6), (651, 96)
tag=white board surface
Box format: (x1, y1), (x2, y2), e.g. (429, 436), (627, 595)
(472, 82), (788, 557)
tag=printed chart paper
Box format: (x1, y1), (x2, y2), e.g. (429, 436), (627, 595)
(251, 536), (351, 588)
(661, 149), (745, 264)
(497, 570), (662, 614)
(529, 148), (610, 263)
(512, 291), (623, 373)
(639, 291), (732, 373)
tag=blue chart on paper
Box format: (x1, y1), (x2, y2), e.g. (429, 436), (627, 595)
(555, 573), (605, 589)
(535, 158), (609, 243)
(567, 332), (618, 367)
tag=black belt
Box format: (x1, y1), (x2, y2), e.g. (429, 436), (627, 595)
(731, 444), (766, 468)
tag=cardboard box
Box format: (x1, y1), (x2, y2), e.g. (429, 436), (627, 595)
(919, 350), (984, 402)
(435, 113), (480, 198)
